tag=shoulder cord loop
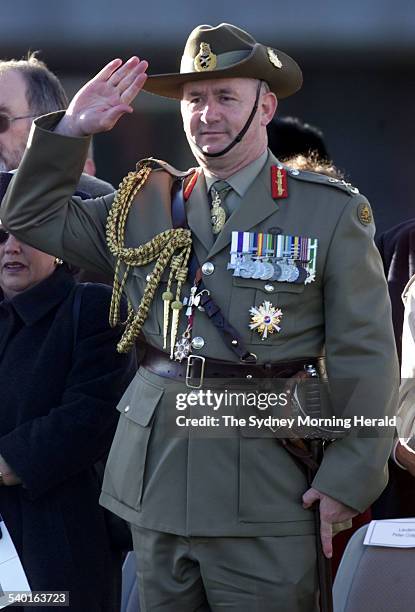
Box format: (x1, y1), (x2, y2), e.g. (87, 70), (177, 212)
(106, 164), (192, 353)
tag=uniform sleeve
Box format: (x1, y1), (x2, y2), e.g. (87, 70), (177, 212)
(311, 195), (400, 512)
(0, 286), (136, 499)
(0, 112), (115, 277)
(397, 281), (415, 440)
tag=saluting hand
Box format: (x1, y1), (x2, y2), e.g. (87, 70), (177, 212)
(56, 56), (148, 137)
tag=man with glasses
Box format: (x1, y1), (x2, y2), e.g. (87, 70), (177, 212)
(0, 53), (70, 172)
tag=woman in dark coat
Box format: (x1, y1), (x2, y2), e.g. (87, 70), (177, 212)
(0, 225), (135, 611)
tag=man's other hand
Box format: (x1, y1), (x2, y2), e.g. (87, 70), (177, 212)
(302, 487), (359, 559)
(395, 440), (415, 476)
(56, 56), (148, 137)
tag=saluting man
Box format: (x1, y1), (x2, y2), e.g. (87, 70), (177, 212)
(1, 23), (398, 612)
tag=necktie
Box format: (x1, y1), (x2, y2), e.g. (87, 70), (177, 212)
(210, 180), (232, 235)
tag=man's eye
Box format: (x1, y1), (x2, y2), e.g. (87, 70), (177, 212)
(190, 98), (201, 105)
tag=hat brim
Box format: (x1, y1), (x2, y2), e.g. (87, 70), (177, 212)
(143, 44), (302, 100)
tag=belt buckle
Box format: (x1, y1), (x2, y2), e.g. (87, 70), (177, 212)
(186, 354), (206, 389)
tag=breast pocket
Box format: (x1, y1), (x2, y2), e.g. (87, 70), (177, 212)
(102, 371), (164, 511)
(230, 277), (305, 346)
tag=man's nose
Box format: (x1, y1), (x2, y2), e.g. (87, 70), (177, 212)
(200, 100), (221, 123)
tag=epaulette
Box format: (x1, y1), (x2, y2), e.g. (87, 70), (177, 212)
(283, 165), (360, 196)
(135, 157), (195, 178)
(402, 274), (415, 304)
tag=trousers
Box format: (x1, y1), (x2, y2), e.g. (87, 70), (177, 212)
(131, 525), (319, 611)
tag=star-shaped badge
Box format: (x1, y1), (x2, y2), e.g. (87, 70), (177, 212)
(249, 301), (283, 340)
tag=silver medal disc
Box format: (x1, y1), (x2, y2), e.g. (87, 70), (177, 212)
(277, 263), (291, 282)
(260, 262), (275, 280)
(252, 261), (265, 279)
(240, 260), (256, 279)
(287, 265), (300, 283)
(271, 263), (282, 281)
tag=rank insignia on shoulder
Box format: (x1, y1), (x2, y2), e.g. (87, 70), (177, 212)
(357, 202), (373, 226)
(249, 301), (283, 340)
(271, 166), (288, 199)
(227, 231), (318, 284)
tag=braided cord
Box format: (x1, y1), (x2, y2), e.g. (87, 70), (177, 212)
(106, 164), (192, 353)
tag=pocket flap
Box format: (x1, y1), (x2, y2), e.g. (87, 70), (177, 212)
(117, 374), (164, 426)
(232, 276), (305, 294)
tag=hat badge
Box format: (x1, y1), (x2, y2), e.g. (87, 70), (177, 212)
(194, 42), (217, 72)
(267, 48), (283, 69)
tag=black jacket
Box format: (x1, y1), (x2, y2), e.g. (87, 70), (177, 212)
(0, 267), (135, 611)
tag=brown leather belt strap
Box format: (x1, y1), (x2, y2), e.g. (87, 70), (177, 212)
(142, 345), (321, 382)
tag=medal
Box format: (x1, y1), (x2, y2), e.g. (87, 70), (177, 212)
(249, 301), (283, 340)
(271, 262), (282, 280)
(240, 257), (256, 278)
(294, 265), (308, 284)
(287, 264), (300, 283)
(174, 326), (192, 362)
(260, 261), (275, 280)
(252, 260), (265, 279)
(228, 231), (318, 283)
(277, 262), (292, 281)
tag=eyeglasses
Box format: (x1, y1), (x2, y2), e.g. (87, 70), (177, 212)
(0, 113), (36, 134)
(0, 228), (10, 244)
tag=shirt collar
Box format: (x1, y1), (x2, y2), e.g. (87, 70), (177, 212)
(1, 266), (75, 326)
(203, 150), (268, 197)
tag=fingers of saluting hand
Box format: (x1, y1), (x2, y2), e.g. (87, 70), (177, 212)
(107, 56), (148, 87)
(90, 56), (148, 103)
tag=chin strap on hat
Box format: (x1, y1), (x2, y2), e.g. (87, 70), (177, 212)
(197, 80), (262, 158)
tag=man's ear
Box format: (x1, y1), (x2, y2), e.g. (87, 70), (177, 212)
(260, 92), (278, 127)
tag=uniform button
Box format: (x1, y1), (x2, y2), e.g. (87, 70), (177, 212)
(124, 405), (130, 413)
(264, 284), (274, 293)
(290, 169), (300, 176)
(146, 274), (152, 281)
(191, 336), (205, 349)
(202, 262), (215, 275)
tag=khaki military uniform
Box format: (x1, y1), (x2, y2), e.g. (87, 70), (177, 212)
(1, 113), (399, 610)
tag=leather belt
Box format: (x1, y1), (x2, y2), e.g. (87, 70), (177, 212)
(142, 345), (322, 389)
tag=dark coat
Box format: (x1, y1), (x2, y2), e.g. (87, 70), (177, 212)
(376, 219), (415, 361)
(373, 221), (415, 519)
(0, 267), (135, 611)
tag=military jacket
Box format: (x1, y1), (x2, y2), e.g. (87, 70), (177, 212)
(0, 112), (399, 536)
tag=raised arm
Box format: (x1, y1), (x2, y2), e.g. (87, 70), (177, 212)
(56, 56), (148, 137)
(0, 57), (148, 274)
